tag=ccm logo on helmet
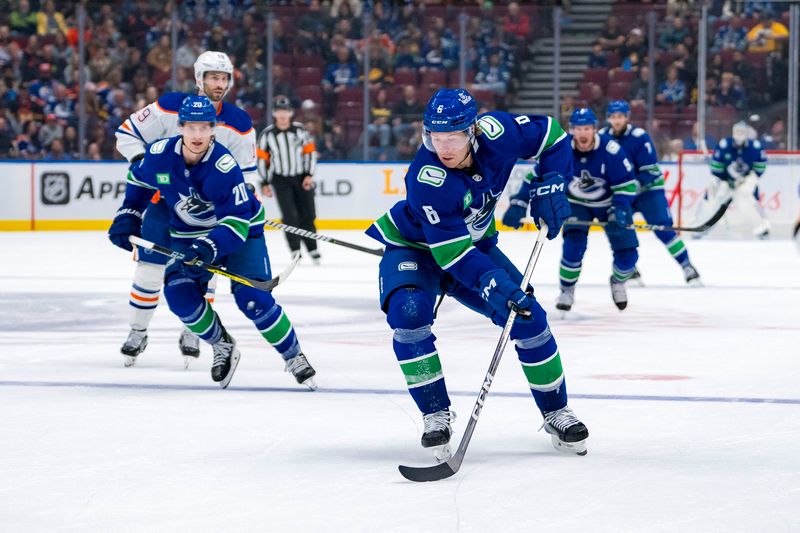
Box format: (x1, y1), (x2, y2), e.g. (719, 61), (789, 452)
(534, 183), (565, 196)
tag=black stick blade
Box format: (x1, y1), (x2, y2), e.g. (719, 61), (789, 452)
(398, 461), (458, 482)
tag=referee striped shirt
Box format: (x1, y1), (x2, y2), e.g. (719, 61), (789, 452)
(256, 122), (317, 184)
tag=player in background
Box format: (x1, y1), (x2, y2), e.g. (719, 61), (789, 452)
(508, 108), (638, 312)
(366, 88), (588, 460)
(600, 100), (701, 286)
(108, 96), (316, 389)
(699, 121), (770, 238)
(114, 51), (258, 368)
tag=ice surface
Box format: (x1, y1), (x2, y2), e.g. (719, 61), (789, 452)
(0, 230), (798, 532)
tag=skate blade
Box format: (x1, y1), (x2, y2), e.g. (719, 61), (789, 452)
(183, 355), (199, 370)
(301, 376), (318, 391)
(219, 350), (241, 389)
(687, 278), (703, 288)
(550, 434), (588, 456)
(430, 444), (452, 463)
(628, 278), (645, 288)
(123, 355), (137, 367)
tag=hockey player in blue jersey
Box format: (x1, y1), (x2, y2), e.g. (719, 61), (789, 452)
(601, 100), (701, 286)
(700, 121), (770, 238)
(114, 51), (258, 368)
(515, 108), (639, 312)
(108, 96), (316, 390)
(366, 88), (588, 460)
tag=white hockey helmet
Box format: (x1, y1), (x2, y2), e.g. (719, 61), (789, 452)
(194, 51), (234, 96)
(732, 121), (749, 146)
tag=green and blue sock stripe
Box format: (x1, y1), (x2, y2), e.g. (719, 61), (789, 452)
(520, 348), (565, 393)
(256, 304), (300, 360)
(394, 327), (450, 414)
(515, 330), (567, 412)
(559, 259), (582, 286)
(612, 263), (635, 283)
(183, 300), (222, 343)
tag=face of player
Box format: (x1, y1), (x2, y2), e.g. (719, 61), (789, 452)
(607, 112), (628, 135)
(572, 125), (596, 152)
(180, 122), (214, 157)
(201, 72), (230, 103)
(431, 129), (471, 168)
(273, 109), (293, 128)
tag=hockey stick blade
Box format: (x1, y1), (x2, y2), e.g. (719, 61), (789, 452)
(265, 220), (384, 256)
(129, 236), (298, 291)
(564, 198), (732, 233)
(398, 223), (550, 482)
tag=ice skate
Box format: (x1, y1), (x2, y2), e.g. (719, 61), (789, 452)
(421, 408), (456, 462)
(285, 353), (317, 390)
(179, 328), (201, 369)
(542, 406), (589, 456)
(120, 328), (148, 367)
(309, 249), (321, 266)
(627, 267), (645, 287)
(555, 285), (575, 312)
(610, 277), (628, 310)
(211, 327), (240, 389)
(682, 263), (702, 287)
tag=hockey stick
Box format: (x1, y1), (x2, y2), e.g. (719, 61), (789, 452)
(398, 222), (550, 483)
(264, 220), (384, 257)
(129, 236), (299, 292)
(563, 198), (732, 233)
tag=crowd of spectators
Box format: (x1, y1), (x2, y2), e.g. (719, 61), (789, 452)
(0, 0), (541, 162)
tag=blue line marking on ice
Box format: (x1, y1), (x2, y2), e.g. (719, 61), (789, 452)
(0, 380), (798, 405)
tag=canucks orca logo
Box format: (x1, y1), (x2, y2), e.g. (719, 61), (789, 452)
(464, 190), (500, 239)
(569, 170), (608, 201)
(174, 188), (217, 228)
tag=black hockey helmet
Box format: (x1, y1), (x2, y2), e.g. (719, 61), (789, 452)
(273, 95), (293, 111)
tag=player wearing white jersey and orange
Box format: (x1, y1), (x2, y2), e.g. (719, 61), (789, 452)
(114, 51), (259, 368)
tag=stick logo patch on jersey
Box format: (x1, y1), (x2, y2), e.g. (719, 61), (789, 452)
(477, 116), (504, 140)
(417, 165), (446, 187)
(569, 170), (608, 201)
(174, 188), (217, 228)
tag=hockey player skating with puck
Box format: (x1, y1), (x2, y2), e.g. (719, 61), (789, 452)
(114, 51), (259, 368)
(506, 108), (639, 312)
(366, 88), (588, 460)
(601, 100), (701, 286)
(699, 121), (770, 239)
(108, 96), (316, 390)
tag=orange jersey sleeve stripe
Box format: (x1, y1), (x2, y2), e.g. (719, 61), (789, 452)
(256, 148), (270, 162)
(302, 142), (316, 155)
(150, 190), (161, 204)
(155, 101), (178, 115)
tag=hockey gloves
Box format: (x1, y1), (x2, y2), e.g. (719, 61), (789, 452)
(502, 195), (528, 229)
(478, 269), (532, 318)
(606, 202), (633, 237)
(108, 208), (143, 251)
(529, 171), (571, 240)
(180, 237), (218, 279)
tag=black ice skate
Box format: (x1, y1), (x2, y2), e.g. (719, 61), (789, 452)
(211, 328), (240, 389)
(285, 353), (317, 390)
(421, 408), (456, 462)
(120, 328), (148, 367)
(179, 328), (201, 369)
(542, 406), (589, 456)
(309, 250), (321, 266)
(555, 285), (575, 312)
(610, 277), (628, 310)
(682, 264), (702, 287)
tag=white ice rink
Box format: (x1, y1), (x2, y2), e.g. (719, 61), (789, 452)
(0, 229), (798, 532)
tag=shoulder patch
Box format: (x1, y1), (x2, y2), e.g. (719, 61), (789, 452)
(632, 127), (645, 137)
(719, 138), (728, 148)
(149, 138), (169, 154)
(606, 139), (621, 155)
(215, 153), (237, 174)
(417, 165), (447, 187)
(477, 115), (505, 140)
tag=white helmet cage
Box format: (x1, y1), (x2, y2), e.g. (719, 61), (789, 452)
(194, 51), (234, 98)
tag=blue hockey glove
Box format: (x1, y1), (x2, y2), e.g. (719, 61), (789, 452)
(502, 195), (528, 229)
(180, 237), (218, 279)
(108, 208), (143, 251)
(478, 269), (532, 318)
(529, 171), (571, 240)
(606, 202), (633, 237)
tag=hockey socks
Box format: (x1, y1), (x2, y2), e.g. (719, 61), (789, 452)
(254, 303), (301, 360)
(515, 325), (567, 414)
(128, 262), (165, 330)
(181, 300), (224, 344)
(394, 326), (450, 414)
(559, 258), (582, 287)
(656, 231), (690, 266)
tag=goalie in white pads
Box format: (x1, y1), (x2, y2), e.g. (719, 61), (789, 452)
(699, 121), (769, 239)
(114, 51), (258, 368)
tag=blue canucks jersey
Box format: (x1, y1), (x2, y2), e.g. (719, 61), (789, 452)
(599, 124), (664, 191)
(710, 137), (767, 183)
(568, 133), (637, 208)
(367, 112), (572, 290)
(122, 135), (266, 259)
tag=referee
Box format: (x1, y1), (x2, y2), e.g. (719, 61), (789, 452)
(258, 96), (321, 263)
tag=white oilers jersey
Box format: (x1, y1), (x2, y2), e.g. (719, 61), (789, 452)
(115, 92), (259, 188)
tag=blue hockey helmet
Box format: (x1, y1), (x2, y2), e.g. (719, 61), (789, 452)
(606, 100), (631, 117)
(569, 108), (598, 127)
(422, 88), (478, 152)
(178, 95), (217, 126)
